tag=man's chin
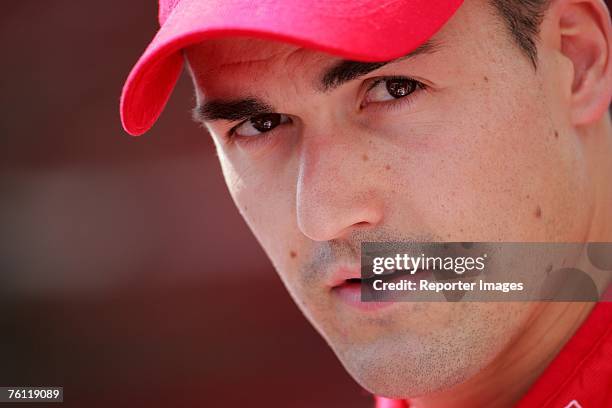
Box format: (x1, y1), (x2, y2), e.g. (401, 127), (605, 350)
(326, 334), (488, 401)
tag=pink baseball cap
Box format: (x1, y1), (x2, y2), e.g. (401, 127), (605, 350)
(120, 0), (464, 136)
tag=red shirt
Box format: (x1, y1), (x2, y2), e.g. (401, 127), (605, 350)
(375, 302), (612, 408)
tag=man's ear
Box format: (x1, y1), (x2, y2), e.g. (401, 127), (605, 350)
(546, 0), (611, 125)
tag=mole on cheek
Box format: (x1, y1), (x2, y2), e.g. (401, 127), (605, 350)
(554, 130), (559, 139)
(535, 205), (542, 219)
(484, 76), (489, 82)
(289, 250), (297, 259)
(384, 164), (391, 170)
(362, 154), (369, 161)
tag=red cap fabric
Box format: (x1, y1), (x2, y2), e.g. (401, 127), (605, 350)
(120, 0), (464, 136)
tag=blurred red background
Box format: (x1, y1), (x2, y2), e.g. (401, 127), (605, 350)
(0, 2), (370, 407)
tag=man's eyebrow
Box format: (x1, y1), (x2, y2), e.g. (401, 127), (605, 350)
(320, 39), (440, 92)
(193, 98), (274, 123)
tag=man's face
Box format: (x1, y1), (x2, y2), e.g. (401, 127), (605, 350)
(186, 0), (592, 397)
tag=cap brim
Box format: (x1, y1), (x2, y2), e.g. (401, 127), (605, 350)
(120, 0), (463, 136)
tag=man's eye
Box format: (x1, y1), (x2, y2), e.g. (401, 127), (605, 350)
(363, 77), (423, 105)
(232, 113), (291, 137)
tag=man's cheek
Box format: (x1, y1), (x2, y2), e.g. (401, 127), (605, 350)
(220, 156), (273, 217)
(227, 169), (302, 265)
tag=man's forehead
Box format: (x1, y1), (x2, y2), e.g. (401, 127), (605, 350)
(186, 37), (332, 75)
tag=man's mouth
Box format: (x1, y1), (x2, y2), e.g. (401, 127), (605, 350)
(330, 267), (432, 311)
(349, 268), (425, 284)
(334, 268), (428, 288)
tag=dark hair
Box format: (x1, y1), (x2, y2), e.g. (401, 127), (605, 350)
(490, 0), (551, 68)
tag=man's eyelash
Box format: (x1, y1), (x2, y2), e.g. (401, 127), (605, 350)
(226, 114), (287, 139)
(361, 76), (427, 111)
(366, 76), (426, 94)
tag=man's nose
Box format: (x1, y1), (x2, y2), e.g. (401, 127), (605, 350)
(295, 130), (385, 242)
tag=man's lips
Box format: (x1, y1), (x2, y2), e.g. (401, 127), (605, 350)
(330, 266), (435, 310)
(329, 266), (429, 289)
(329, 266), (363, 289)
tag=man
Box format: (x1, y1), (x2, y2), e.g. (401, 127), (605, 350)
(120, 0), (612, 406)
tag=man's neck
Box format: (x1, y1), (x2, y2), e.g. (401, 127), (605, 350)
(408, 302), (595, 408)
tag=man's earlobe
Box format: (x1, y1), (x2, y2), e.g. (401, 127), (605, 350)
(556, 0), (612, 125)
